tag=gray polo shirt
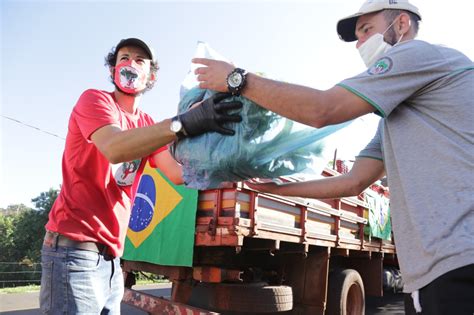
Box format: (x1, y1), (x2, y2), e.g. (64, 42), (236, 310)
(338, 39), (474, 293)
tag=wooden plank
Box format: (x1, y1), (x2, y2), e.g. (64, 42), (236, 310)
(123, 288), (218, 315)
(193, 266), (242, 283)
(196, 181), (395, 255)
(122, 261), (191, 281)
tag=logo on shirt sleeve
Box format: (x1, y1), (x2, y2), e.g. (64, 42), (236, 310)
(367, 57), (393, 75)
(113, 159), (141, 186)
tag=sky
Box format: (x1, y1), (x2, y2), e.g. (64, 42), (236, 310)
(1, 0), (472, 208)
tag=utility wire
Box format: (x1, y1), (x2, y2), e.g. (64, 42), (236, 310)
(1, 114), (65, 140)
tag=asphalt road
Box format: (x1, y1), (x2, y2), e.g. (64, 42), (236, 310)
(0, 283), (404, 314)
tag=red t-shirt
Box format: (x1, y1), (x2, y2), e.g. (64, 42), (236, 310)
(46, 89), (165, 257)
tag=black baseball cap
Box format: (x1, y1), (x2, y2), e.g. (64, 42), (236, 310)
(114, 38), (155, 61)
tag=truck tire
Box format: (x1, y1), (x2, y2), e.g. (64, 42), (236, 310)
(190, 282), (293, 313)
(327, 269), (365, 315)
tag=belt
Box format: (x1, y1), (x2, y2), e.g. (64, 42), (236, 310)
(43, 230), (113, 257)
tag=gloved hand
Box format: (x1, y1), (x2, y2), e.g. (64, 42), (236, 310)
(180, 92), (242, 136)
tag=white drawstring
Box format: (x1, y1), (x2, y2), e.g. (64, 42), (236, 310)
(411, 290), (423, 313)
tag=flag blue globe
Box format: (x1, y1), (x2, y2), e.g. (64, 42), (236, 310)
(129, 175), (156, 232)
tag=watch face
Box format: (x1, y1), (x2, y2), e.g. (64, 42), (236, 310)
(170, 119), (182, 133)
(228, 72), (243, 88)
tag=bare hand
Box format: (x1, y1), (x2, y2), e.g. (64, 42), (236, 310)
(245, 180), (281, 194)
(192, 58), (235, 93)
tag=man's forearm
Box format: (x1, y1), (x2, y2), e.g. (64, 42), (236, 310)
(99, 119), (176, 164)
(193, 58), (374, 126)
(243, 73), (330, 128)
(271, 158), (385, 199)
(274, 174), (363, 199)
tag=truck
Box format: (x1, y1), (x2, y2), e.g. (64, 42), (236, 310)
(121, 163), (400, 314)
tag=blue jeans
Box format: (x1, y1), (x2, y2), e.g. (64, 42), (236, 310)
(39, 244), (124, 314)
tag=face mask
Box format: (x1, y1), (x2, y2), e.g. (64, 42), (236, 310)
(358, 18), (405, 67)
(358, 33), (392, 67)
(114, 60), (149, 94)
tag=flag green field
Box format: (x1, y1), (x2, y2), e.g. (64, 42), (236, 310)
(364, 189), (392, 241)
(123, 161), (198, 266)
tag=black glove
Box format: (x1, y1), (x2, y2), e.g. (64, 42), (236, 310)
(180, 92), (243, 136)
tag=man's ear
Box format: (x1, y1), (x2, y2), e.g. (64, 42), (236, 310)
(398, 12), (411, 35)
(109, 66), (115, 78)
(149, 72), (157, 83)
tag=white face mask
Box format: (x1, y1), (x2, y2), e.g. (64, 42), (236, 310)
(358, 18), (405, 67)
(358, 33), (392, 67)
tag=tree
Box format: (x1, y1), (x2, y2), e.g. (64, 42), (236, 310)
(32, 188), (59, 214)
(0, 215), (16, 262)
(1, 204), (30, 216)
(0, 189), (58, 287)
(23, 188), (59, 261)
(13, 209), (49, 262)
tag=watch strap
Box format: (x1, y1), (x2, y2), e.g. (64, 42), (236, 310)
(171, 116), (187, 140)
(227, 68), (247, 96)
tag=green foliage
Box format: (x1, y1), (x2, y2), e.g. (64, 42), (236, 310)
(12, 209), (48, 262)
(0, 284), (40, 294)
(135, 271), (168, 283)
(0, 215), (16, 261)
(0, 188), (58, 287)
(1, 204), (30, 216)
(32, 188), (59, 213)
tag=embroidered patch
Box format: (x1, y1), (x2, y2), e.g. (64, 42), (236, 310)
(368, 57), (393, 75)
(113, 159), (141, 186)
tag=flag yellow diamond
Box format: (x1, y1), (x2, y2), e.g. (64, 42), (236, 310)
(127, 162), (183, 248)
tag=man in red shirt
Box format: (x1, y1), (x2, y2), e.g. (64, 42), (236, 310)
(39, 38), (242, 314)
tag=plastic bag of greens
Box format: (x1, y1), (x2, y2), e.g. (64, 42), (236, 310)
(172, 86), (351, 189)
(172, 42), (352, 189)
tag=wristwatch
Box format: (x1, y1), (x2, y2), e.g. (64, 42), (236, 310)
(226, 68), (247, 96)
(170, 116), (187, 140)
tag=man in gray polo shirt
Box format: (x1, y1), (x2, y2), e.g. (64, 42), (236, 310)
(193, 0), (474, 313)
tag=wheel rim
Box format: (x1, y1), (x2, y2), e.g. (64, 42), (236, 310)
(346, 282), (363, 315)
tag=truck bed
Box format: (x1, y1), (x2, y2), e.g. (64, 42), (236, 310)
(122, 167), (397, 314)
(195, 168), (395, 255)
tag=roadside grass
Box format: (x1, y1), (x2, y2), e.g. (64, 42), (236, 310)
(0, 284), (40, 294)
(0, 279), (169, 294)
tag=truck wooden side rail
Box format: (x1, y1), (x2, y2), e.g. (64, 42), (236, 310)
(122, 167), (398, 314)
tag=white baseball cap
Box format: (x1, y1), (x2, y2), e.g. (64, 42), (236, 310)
(337, 0), (421, 42)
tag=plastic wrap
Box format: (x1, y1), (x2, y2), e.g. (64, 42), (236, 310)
(172, 42), (352, 189)
(172, 87), (351, 189)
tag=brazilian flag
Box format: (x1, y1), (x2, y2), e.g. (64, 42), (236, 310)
(123, 161), (198, 266)
(364, 188), (392, 241)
